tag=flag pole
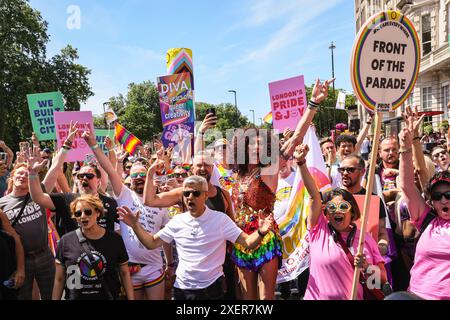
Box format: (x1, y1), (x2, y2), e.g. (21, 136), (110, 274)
(350, 111), (382, 300)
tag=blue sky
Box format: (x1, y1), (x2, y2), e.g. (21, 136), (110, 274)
(29, 0), (356, 123)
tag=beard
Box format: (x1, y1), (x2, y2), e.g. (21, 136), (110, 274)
(194, 170), (211, 182)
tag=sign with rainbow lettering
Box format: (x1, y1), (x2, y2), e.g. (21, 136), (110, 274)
(157, 72), (195, 148)
(350, 10), (420, 113)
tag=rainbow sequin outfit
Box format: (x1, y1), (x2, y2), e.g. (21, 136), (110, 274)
(231, 170), (282, 272)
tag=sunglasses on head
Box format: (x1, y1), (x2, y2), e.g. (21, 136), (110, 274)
(430, 191), (450, 201)
(183, 190), (203, 198)
(73, 208), (94, 218)
(326, 201), (352, 214)
(337, 167), (359, 174)
(130, 172), (146, 179)
(77, 173), (96, 180)
(432, 151), (447, 158)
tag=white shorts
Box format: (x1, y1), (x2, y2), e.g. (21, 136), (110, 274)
(131, 264), (165, 290)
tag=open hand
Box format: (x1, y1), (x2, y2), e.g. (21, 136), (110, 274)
(117, 206), (140, 228)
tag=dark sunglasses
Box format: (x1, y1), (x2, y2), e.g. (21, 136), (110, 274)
(430, 191), (450, 201)
(174, 173), (188, 178)
(183, 190), (203, 198)
(130, 172), (146, 179)
(77, 173), (96, 180)
(338, 167), (359, 174)
(74, 208), (93, 218)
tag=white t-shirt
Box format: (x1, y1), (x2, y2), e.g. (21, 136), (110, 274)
(116, 186), (170, 265)
(330, 164), (343, 189)
(274, 170), (296, 223)
(156, 207), (242, 290)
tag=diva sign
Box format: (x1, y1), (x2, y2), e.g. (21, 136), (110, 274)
(351, 10), (420, 112)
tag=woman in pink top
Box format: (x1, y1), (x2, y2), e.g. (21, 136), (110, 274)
(294, 144), (386, 300)
(398, 127), (450, 300)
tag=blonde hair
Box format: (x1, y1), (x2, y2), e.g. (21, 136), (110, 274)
(69, 194), (104, 219)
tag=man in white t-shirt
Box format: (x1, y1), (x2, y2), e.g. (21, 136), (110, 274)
(83, 128), (171, 300)
(118, 175), (274, 300)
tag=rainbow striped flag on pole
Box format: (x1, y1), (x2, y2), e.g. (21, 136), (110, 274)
(263, 111), (273, 124)
(276, 126), (332, 283)
(114, 123), (142, 155)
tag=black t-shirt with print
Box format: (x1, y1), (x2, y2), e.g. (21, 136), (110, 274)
(50, 193), (118, 236)
(56, 229), (128, 300)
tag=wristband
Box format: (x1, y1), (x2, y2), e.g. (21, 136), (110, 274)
(61, 148), (69, 154)
(62, 145), (71, 150)
(29, 174), (38, 179)
(399, 147), (412, 154)
(108, 148), (115, 152)
(297, 159), (306, 166)
(257, 229), (267, 238)
(90, 144), (99, 150)
(413, 136), (420, 141)
(167, 262), (175, 268)
(307, 100), (320, 110)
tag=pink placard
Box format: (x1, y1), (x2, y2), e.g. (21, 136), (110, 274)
(54, 111), (94, 162)
(353, 195), (380, 242)
(268, 75), (307, 131)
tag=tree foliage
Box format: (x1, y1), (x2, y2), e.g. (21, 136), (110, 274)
(106, 81), (162, 143)
(0, 0), (92, 149)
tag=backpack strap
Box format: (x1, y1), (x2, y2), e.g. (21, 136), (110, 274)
(75, 228), (114, 300)
(11, 194), (30, 227)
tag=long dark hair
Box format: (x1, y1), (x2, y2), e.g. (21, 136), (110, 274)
(231, 128), (274, 177)
(322, 188), (361, 221)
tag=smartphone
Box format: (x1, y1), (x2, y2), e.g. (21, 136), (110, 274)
(19, 142), (29, 153)
(206, 108), (216, 117)
(0, 152), (7, 162)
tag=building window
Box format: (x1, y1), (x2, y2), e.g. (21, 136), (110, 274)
(443, 85), (449, 119)
(422, 14), (432, 55)
(407, 93), (414, 106)
(423, 87), (433, 123)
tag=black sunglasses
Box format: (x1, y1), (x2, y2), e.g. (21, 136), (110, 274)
(175, 173), (188, 178)
(183, 190), (203, 198)
(430, 191), (450, 201)
(338, 167), (359, 174)
(74, 208), (93, 218)
(77, 173), (96, 180)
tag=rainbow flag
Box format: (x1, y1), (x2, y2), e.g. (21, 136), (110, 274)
(263, 111), (273, 124)
(276, 127), (332, 283)
(114, 123), (142, 155)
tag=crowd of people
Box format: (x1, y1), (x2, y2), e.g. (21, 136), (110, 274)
(1, 79), (449, 300)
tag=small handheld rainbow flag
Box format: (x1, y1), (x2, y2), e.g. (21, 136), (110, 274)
(114, 123), (142, 155)
(263, 111), (273, 124)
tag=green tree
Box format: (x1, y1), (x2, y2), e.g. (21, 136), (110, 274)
(195, 102), (251, 131)
(0, 0), (92, 148)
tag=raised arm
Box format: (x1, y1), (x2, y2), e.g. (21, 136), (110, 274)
(42, 121), (79, 192)
(293, 144), (322, 229)
(194, 113), (217, 155)
(27, 150), (55, 210)
(281, 78), (334, 157)
(398, 127), (426, 222)
(354, 115), (373, 154)
(81, 125), (124, 197)
(0, 140), (14, 169)
(404, 106), (428, 190)
(143, 159), (182, 207)
(117, 206), (165, 250)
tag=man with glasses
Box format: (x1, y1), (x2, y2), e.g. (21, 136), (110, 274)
(431, 146), (450, 172)
(338, 154), (389, 257)
(118, 175), (274, 300)
(29, 163), (119, 237)
(81, 128), (171, 300)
